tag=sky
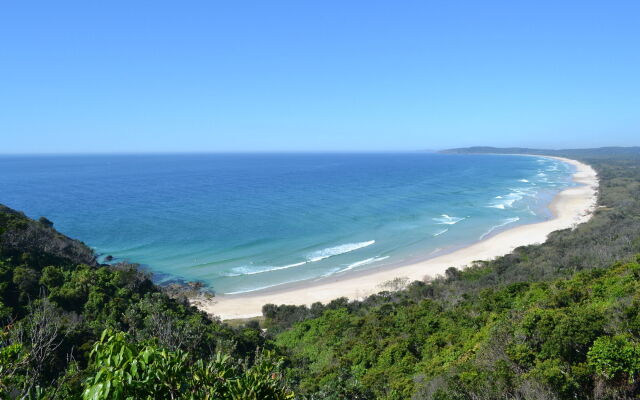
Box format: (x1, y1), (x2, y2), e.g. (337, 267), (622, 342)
(1, 1), (639, 153)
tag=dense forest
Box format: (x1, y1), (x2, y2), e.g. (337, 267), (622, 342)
(1, 147), (640, 399)
(0, 206), (292, 399)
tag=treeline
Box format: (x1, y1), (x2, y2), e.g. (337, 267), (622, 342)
(276, 257), (640, 399)
(0, 206), (292, 399)
(264, 149), (640, 399)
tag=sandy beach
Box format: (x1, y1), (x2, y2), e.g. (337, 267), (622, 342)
(193, 155), (599, 320)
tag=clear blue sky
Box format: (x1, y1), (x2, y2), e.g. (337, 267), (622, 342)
(1, 1), (639, 153)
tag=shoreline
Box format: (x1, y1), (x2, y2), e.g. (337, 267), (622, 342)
(192, 155), (599, 320)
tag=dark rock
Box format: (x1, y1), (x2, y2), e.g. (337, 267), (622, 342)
(38, 216), (54, 227)
(0, 204), (97, 267)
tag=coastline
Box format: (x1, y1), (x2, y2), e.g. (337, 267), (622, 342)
(193, 155), (599, 320)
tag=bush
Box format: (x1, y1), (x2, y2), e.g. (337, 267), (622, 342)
(588, 335), (640, 382)
(83, 329), (294, 400)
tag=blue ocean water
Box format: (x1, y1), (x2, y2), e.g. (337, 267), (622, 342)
(0, 153), (574, 294)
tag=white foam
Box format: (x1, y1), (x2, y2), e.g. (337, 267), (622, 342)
(479, 217), (520, 240)
(224, 240), (376, 277)
(433, 229), (448, 237)
(489, 187), (538, 209)
(226, 261), (307, 276)
(324, 256), (390, 276)
(223, 278), (307, 295)
(519, 179), (529, 183)
(342, 256), (389, 272)
(307, 240), (375, 262)
(433, 214), (465, 225)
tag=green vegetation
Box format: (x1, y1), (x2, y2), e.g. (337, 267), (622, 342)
(274, 258), (640, 399)
(0, 206), (290, 399)
(83, 330), (292, 399)
(1, 147), (640, 399)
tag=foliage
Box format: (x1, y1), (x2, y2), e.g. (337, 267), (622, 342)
(588, 335), (640, 382)
(274, 260), (640, 399)
(0, 206), (282, 399)
(83, 329), (293, 400)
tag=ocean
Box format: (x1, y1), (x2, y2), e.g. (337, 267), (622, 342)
(0, 153), (574, 294)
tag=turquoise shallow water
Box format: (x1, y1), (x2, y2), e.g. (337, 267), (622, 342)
(0, 153), (574, 294)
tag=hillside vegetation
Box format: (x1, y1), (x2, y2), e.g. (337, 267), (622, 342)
(0, 207), (292, 399)
(276, 258), (640, 399)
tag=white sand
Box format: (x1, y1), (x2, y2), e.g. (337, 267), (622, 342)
(193, 156), (599, 320)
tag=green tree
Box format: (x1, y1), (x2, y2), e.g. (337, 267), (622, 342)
(82, 330), (294, 400)
(588, 335), (640, 383)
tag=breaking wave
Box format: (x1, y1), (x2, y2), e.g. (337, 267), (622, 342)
(226, 261), (307, 277)
(226, 240), (376, 276)
(488, 187), (537, 209)
(223, 278), (308, 295)
(307, 240), (376, 262)
(323, 256), (390, 276)
(479, 217), (520, 240)
(433, 214), (465, 225)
